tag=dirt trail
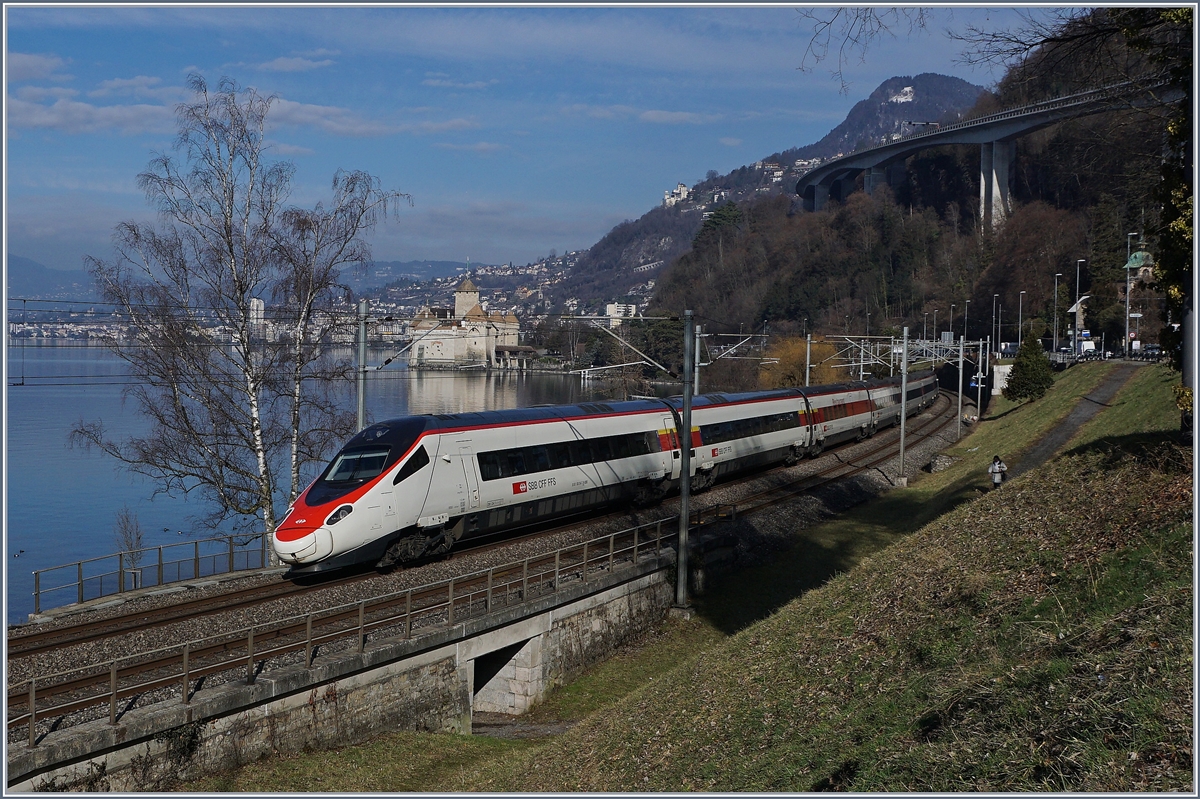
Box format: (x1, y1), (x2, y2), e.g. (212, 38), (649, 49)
(1007, 362), (1142, 480)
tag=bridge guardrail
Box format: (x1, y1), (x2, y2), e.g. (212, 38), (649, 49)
(8, 505), (737, 748)
(31, 534), (271, 616)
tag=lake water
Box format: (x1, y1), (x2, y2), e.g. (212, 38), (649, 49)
(4, 342), (613, 625)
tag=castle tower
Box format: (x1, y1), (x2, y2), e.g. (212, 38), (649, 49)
(454, 277), (480, 318)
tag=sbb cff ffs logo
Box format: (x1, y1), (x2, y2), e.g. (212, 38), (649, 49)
(512, 481), (528, 495)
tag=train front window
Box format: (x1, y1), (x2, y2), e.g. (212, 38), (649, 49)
(326, 447), (391, 482)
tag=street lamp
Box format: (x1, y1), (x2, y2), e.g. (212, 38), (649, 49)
(1053, 273), (1062, 353)
(949, 304), (955, 339)
(923, 312), (928, 341)
(866, 312), (871, 337)
(933, 309), (939, 341)
(1125, 232), (1138, 357)
(963, 299), (970, 340)
(1018, 290), (1025, 342)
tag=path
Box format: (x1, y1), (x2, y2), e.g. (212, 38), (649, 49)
(1008, 362), (1142, 480)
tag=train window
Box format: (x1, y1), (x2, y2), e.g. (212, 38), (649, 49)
(326, 447), (391, 483)
(393, 446), (430, 485)
(477, 452), (501, 481)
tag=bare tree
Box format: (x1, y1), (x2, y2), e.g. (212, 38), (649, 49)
(73, 75), (406, 538)
(797, 8), (934, 93)
(113, 505), (145, 570)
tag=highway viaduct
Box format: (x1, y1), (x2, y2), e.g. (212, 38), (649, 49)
(795, 81), (1173, 229)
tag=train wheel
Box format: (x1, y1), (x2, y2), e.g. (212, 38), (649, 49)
(783, 446), (799, 466)
(692, 470), (714, 492)
(809, 441), (823, 458)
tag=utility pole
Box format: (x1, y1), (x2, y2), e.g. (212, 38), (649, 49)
(976, 339), (984, 414)
(675, 310), (694, 609)
(956, 336), (964, 440)
(805, 334), (812, 386)
(1125, 232), (1137, 357)
(899, 326), (909, 478)
(356, 299), (369, 431)
(1053, 274), (1061, 353)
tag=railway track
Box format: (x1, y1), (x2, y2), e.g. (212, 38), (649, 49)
(7, 390), (957, 661)
(7, 391), (962, 743)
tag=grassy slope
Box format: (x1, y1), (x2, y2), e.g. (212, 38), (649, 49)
(184, 364), (1192, 792)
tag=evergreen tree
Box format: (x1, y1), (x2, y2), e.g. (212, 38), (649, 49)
(1003, 331), (1055, 402)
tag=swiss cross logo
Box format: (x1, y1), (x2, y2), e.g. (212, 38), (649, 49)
(712, 447), (718, 457)
(512, 481), (528, 494)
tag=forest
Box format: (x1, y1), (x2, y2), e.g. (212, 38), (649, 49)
(639, 8), (1191, 386)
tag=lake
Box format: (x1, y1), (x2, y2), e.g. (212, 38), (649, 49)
(4, 342), (615, 625)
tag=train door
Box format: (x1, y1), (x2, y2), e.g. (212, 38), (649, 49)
(458, 443), (480, 510)
(663, 414), (682, 480)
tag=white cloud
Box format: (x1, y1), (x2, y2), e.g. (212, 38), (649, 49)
(433, 141), (505, 153)
(269, 97), (392, 136)
(563, 103), (637, 120)
(256, 57), (335, 72)
(399, 118), (478, 135)
(7, 96), (174, 135)
(15, 86), (79, 102)
(422, 76), (497, 90)
(8, 52), (72, 82)
(719, 136), (742, 147)
(266, 140), (315, 156)
(639, 109), (720, 125)
(295, 48), (340, 58)
(87, 75), (187, 102)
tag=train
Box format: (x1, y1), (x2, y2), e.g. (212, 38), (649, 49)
(272, 370), (938, 574)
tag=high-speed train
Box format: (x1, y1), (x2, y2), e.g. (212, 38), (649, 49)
(273, 370), (938, 574)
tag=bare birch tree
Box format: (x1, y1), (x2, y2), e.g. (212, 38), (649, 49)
(73, 75), (406, 538)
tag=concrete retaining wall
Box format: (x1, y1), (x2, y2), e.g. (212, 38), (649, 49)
(9, 567), (673, 792)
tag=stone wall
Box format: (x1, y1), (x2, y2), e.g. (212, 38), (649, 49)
(9, 567), (672, 792)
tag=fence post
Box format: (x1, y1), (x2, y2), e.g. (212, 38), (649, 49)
(608, 534), (614, 573)
(118, 552), (125, 594)
(194, 541), (200, 579)
(582, 541), (588, 583)
(78, 562), (84, 605)
(34, 571), (41, 616)
(109, 661), (118, 724)
(405, 590), (412, 639)
(246, 628), (255, 684)
(228, 536), (235, 574)
(305, 614), (313, 668)
(358, 601), (366, 653)
(158, 546), (164, 587)
(28, 679), (36, 748)
(486, 569), (493, 611)
(554, 551), (561, 591)
(182, 643), (190, 704)
(522, 559), (528, 599)
(448, 579), (455, 625)
(634, 526), (640, 563)
(656, 520), (662, 558)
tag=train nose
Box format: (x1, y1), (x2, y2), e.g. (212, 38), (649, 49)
(273, 526), (335, 565)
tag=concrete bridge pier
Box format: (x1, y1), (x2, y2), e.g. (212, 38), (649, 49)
(979, 140), (1015, 229)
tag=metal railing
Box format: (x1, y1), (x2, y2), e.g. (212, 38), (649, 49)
(9, 508), (748, 747)
(31, 534), (271, 615)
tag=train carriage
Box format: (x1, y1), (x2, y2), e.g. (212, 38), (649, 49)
(273, 370), (938, 575)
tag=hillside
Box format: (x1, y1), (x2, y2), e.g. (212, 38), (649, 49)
(183, 363), (1191, 793)
(6, 255), (97, 301)
(551, 73), (984, 312)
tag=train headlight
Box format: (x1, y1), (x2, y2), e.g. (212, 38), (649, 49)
(326, 504), (354, 525)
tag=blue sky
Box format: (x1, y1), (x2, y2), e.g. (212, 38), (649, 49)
(6, 5), (1036, 271)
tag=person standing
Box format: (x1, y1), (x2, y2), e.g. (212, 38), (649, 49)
(988, 455), (1008, 490)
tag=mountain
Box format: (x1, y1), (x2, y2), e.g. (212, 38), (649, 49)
(6, 255), (97, 300)
(554, 73), (985, 310)
(343, 260), (485, 291)
(772, 73), (986, 163)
